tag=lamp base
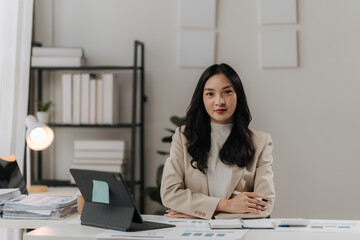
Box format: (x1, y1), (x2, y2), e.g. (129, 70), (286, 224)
(27, 185), (48, 193)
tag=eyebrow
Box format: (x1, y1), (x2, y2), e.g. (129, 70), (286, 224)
(204, 85), (233, 91)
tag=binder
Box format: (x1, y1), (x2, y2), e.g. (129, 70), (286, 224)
(70, 168), (174, 232)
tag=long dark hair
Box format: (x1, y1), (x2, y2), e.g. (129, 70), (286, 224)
(181, 63), (254, 174)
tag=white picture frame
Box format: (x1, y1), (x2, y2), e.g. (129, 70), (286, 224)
(259, 0), (297, 24)
(179, 30), (216, 68)
(180, 0), (217, 28)
(260, 30), (298, 68)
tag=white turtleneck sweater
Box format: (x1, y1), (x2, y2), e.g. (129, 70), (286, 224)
(207, 122), (233, 199)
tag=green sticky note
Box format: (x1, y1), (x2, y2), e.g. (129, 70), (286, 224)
(92, 180), (109, 204)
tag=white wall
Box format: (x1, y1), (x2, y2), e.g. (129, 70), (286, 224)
(34, 0), (360, 219)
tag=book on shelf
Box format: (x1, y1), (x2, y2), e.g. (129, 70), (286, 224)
(74, 150), (126, 159)
(74, 140), (126, 151)
(80, 73), (96, 124)
(57, 72), (119, 125)
(72, 159), (126, 165)
(89, 78), (97, 124)
(70, 162), (126, 172)
(72, 73), (81, 125)
(61, 73), (72, 124)
(96, 78), (103, 124)
(70, 163), (126, 184)
(32, 46), (83, 57)
(31, 56), (84, 67)
(102, 73), (119, 124)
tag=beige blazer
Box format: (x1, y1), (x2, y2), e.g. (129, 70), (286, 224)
(160, 126), (275, 220)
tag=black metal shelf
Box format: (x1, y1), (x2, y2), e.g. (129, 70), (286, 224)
(32, 179), (143, 187)
(30, 66), (143, 71)
(48, 123), (142, 128)
(28, 40), (146, 212)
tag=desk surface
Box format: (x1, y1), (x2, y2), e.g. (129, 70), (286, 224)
(24, 216), (360, 240)
(0, 214), (78, 229)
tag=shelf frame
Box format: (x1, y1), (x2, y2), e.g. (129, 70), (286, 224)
(28, 40), (146, 212)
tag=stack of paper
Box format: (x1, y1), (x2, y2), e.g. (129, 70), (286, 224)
(0, 188), (21, 215)
(70, 140), (127, 183)
(2, 194), (77, 219)
(0, 188), (21, 204)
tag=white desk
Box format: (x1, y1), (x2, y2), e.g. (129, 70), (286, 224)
(24, 216), (360, 240)
(0, 214), (78, 229)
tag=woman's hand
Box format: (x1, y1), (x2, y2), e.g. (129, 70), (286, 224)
(164, 209), (198, 219)
(217, 192), (267, 214)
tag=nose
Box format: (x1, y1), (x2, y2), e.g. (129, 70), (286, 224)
(215, 95), (225, 106)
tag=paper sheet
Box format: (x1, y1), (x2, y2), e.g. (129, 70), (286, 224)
(96, 227), (248, 240)
(142, 215), (209, 228)
(273, 219), (360, 232)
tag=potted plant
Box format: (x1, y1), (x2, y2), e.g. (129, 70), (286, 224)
(36, 99), (52, 123)
(144, 115), (184, 214)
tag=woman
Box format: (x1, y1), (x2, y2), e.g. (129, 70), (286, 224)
(160, 63), (275, 219)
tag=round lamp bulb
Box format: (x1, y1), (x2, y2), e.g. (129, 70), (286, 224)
(30, 127), (47, 145)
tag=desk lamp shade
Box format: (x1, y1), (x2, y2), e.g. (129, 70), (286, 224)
(25, 115), (54, 151)
(25, 115), (54, 193)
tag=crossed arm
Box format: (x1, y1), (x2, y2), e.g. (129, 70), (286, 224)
(165, 191), (268, 219)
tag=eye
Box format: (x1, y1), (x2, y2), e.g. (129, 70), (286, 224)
(224, 90), (233, 95)
(205, 92), (213, 96)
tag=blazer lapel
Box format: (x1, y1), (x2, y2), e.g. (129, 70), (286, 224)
(190, 161), (210, 195)
(226, 166), (246, 199)
(200, 170), (209, 195)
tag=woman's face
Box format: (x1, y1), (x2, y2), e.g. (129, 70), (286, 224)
(203, 73), (237, 124)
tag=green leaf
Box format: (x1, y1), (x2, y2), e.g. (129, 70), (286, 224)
(42, 101), (52, 111)
(144, 186), (162, 205)
(149, 191), (162, 204)
(36, 99), (43, 111)
(157, 151), (169, 155)
(156, 164), (164, 187)
(36, 100), (52, 111)
(170, 116), (184, 127)
(155, 210), (166, 215)
(161, 136), (172, 143)
(164, 128), (175, 134)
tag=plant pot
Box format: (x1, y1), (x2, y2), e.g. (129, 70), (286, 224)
(36, 111), (50, 123)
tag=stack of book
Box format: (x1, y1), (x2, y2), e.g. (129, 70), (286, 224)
(31, 46), (84, 67)
(2, 194), (77, 219)
(70, 140), (127, 183)
(62, 73), (119, 125)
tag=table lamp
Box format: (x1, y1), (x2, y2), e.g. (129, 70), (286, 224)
(25, 115), (54, 193)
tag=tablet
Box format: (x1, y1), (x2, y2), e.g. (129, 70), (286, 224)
(70, 168), (174, 231)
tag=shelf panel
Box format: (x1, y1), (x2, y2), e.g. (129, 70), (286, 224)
(32, 179), (143, 187)
(48, 123), (142, 128)
(31, 66), (144, 70)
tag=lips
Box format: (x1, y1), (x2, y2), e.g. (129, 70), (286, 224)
(215, 109), (226, 114)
